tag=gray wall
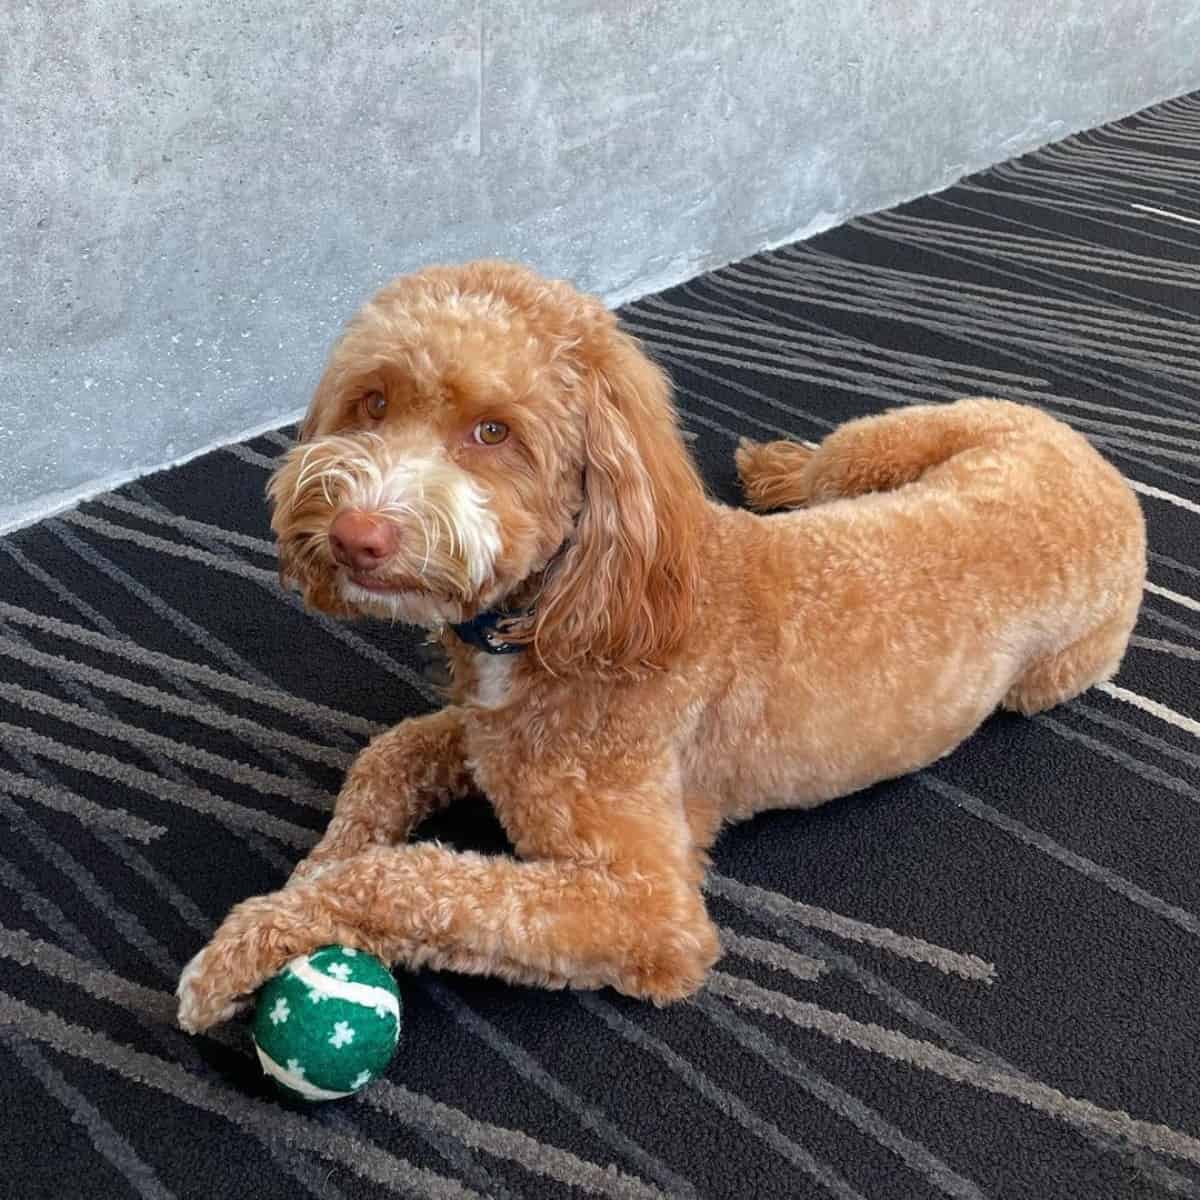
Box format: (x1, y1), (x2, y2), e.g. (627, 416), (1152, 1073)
(4, 1), (1199, 531)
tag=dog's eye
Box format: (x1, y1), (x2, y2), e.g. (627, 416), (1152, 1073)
(474, 420), (509, 446)
(362, 391), (387, 420)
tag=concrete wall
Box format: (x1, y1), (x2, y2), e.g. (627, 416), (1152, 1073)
(4, 0), (1199, 531)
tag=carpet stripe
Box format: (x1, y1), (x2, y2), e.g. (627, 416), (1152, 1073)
(717, 874), (1200, 1193)
(367, 1082), (673, 1200)
(1142, 605), (1200, 643)
(692, 992), (987, 1200)
(0, 634), (352, 770)
(1036, 715), (1200, 804)
(0, 680), (331, 808)
(0, 796), (180, 979)
(100, 493), (278, 558)
(423, 980), (699, 1200)
(1130, 636), (1200, 662)
(706, 873), (996, 982)
(0, 992), (483, 1200)
(1096, 683), (1200, 740)
(0, 1031), (176, 1200)
(42, 520), (363, 764)
(1071, 701), (1200, 775)
(0, 720), (317, 848)
(579, 994), (866, 1200)
(0, 601), (381, 738)
(705, 972), (1200, 1166)
(1129, 480), (1200, 515)
(0, 766), (164, 843)
(72, 495), (441, 706)
(0, 926), (667, 1200)
(1144, 582), (1200, 613)
(921, 776), (1200, 938)
(719, 928), (827, 982)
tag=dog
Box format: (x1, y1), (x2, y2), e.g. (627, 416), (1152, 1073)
(177, 260), (1146, 1033)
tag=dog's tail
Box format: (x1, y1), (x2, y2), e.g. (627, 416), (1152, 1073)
(735, 397), (1034, 512)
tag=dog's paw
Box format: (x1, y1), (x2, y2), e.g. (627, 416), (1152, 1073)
(175, 894), (315, 1033)
(175, 946), (252, 1034)
(618, 919), (722, 1006)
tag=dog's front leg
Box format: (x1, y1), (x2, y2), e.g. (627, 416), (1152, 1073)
(177, 839), (719, 1034)
(289, 707), (471, 885)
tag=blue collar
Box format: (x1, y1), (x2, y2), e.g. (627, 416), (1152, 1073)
(449, 541), (573, 655)
(449, 608), (527, 655)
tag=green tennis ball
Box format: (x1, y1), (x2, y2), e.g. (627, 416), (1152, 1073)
(252, 945), (402, 1102)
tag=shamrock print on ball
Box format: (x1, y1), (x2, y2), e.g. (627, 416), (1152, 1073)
(251, 945), (402, 1101)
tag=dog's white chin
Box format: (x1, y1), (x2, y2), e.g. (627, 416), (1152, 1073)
(333, 442), (503, 593)
(340, 580), (467, 628)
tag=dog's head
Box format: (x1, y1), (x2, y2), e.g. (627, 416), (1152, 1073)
(269, 261), (704, 673)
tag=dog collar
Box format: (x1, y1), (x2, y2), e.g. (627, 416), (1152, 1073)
(449, 609), (527, 655)
(449, 540), (574, 655)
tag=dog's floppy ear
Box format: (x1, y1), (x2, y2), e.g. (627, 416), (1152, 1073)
(295, 407), (320, 444)
(269, 367), (334, 595)
(294, 343), (350, 444)
(531, 324), (704, 673)
(294, 373), (333, 444)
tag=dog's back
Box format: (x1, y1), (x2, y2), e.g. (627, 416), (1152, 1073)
(682, 398), (1146, 817)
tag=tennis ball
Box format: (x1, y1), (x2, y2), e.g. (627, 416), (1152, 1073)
(252, 945), (401, 1101)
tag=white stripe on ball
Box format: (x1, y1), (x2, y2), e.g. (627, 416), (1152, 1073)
(254, 1045), (355, 1100)
(287, 955), (400, 1022)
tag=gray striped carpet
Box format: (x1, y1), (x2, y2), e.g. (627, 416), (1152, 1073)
(3, 91), (1200, 1199)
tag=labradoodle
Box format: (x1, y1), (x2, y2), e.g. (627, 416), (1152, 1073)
(177, 260), (1145, 1033)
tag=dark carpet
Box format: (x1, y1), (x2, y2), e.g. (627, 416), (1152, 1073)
(3, 91), (1200, 1200)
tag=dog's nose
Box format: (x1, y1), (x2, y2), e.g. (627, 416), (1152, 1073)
(329, 511), (398, 571)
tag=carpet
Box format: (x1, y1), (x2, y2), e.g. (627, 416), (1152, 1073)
(2, 91), (1199, 1200)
